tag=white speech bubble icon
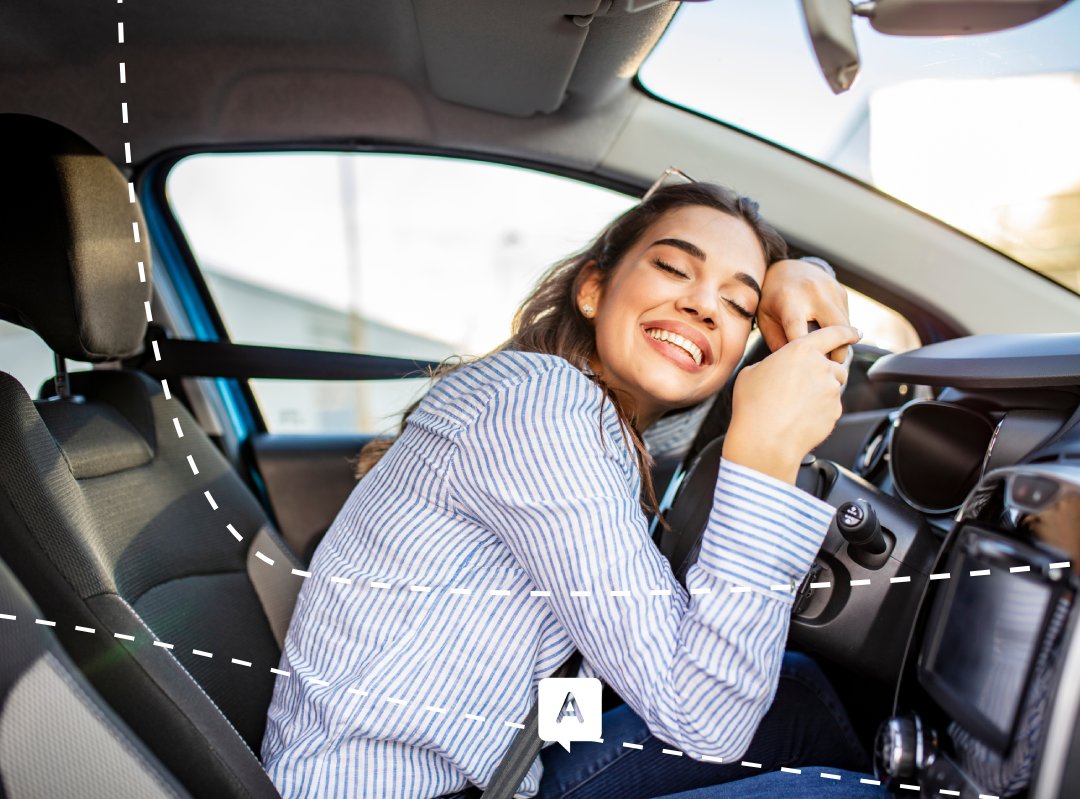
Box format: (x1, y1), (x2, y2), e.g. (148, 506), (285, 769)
(538, 677), (602, 752)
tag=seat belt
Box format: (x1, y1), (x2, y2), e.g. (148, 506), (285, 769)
(131, 325), (438, 381)
(481, 651), (583, 799)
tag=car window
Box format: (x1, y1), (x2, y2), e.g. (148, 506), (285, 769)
(0, 320), (92, 399)
(166, 153), (919, 435)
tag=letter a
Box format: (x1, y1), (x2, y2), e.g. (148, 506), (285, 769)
(557, 691), (585, 724)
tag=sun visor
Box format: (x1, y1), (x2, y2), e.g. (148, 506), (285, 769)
(413, 0), (666, 117)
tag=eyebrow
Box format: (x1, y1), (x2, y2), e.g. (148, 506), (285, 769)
(651, 238), (762, 302)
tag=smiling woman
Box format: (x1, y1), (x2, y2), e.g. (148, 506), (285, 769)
(263, 181), (866, 799)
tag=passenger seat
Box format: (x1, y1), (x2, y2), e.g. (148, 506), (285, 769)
(0, 519), (189, 799)
(0, 113), (300, 797)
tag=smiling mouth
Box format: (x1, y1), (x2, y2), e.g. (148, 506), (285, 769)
(644, 327), (703, 366)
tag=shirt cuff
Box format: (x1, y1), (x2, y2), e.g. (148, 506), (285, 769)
(697, 458), (835, 594)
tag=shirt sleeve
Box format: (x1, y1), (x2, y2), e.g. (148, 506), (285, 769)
(450, 364), (835, 762)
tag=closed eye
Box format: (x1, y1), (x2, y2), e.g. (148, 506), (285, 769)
(652, 258), (689, 279)
(724, 298), (755, 321)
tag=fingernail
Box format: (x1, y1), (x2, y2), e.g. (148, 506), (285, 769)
(856, 328), (864, 340)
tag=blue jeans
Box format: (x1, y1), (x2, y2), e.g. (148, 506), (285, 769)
(652, 768), (889, 799)
(533, 651), (875, 799)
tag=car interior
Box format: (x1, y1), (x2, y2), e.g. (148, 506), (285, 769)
(1, 1), (1079, 799)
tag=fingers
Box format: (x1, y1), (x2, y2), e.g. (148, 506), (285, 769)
(797, 324), (862, 355)
(781, 315), (810, 346)
(829, 360), (849, 386)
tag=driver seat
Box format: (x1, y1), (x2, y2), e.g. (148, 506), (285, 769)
(0, 114), (300, 797)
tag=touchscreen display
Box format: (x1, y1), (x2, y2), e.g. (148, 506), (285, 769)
(923, 549), (1053, 748)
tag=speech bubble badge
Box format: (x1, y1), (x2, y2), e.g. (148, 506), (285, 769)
(537, 677), (602, 752)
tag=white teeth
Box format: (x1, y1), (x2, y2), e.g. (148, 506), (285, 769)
(645, 328), (702, 366)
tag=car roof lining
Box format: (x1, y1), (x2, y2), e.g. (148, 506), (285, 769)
(0, 0), (675, 166)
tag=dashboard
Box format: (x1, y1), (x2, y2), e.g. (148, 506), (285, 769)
(658, 332), (1080, 798)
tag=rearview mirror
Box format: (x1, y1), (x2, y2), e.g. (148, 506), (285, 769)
(800, 0), (1073, 93)
(862, 0), (1071, 36)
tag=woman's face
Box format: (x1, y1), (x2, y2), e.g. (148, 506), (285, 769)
(578, 204), (768, 428)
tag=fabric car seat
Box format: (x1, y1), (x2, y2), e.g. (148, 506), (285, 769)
(0, 113), (302, 797)
(0, 519), (190, 799)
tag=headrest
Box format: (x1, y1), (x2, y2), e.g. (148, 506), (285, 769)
(0, 114), (151, 362)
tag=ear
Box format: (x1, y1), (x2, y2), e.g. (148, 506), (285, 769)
(576, 260), (603, 315)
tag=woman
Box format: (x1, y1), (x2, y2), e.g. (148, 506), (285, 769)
(262, 180), (871, 799)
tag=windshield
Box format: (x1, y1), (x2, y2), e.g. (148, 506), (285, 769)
(639, 0), (1080, 296)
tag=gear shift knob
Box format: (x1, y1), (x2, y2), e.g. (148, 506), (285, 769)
(836, 499), (889, 565)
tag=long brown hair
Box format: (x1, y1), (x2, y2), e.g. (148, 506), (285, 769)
(356, 181), (788, 518)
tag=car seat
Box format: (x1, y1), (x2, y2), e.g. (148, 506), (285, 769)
(0, 113), (301, 798)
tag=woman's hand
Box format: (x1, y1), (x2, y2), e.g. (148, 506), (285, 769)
(758, 258), (851, 363)
(723, 325), (862, 485)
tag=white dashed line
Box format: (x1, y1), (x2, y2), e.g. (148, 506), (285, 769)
(505, 721), (525, 730)
(464, 713), (485, 722)
(186, 455), (199, 475)
(900, 784), (921, 791)
(227, 524), (243, 542)
(204, 490), (217, 509)
(1010, 565), (1031, 573)
(741, 761), (761, 768)
(35, 619), (55, 626)
(124, 141), (132, 163)
(114, 632), (135, 641)
(890, 576), (911, 584)
(270, 668), (290, 677)
(622, 742), (643, 750)
(663, 749), (683, 757)
(143, 300), (151, 321)
(970, 569), (991, 577)
(371, 581), (391, 589)
(860, 778), (881, 786)
(930, 573), (951, 580)
(1050, 561), (1070, 570)
(424, 705), (446, 714)
(940, 790), (960, 796)
(410, 585), (432, 593)
(231, 659), (252, 667)
(161, 378), (172, 399)
(781, 767), (801, 774)
(119, 62), (127, 84)
(850, 579), (871, 586)
(448, 587), (471, 595)
(117, 22), (124, 43)
(138, 261), (146, 282)
(152, 641), (173, 650)
(330, 576), (351, 586)
(172, 417), (183, 438)
(151, 340), (161, 361)
(127, 181), (135, 202)
(0, 614), (15, 621)
(76, 625), (96, 634)
(810, 581), (831, 589)
(192, 649), (212, 658)
(529, 590), (551, 597)
(701, 755), (724, 763)
(347, 688), (367, 697)
(821, 772), (841, 780)
(255, 551), (274, 566)
(310, 679), (330, 687)
(292, 569), (312, 578)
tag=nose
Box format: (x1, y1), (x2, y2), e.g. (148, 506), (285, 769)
(674, 283), (719, 328)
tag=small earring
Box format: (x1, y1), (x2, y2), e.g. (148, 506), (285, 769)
(582, 303), (594, 317)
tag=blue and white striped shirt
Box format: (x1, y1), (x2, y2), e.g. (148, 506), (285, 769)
(261, 350), (834, 799)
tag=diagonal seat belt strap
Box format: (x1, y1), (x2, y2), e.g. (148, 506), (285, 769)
(481, 651), (583, 799)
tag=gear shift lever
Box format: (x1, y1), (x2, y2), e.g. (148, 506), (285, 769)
(836, 499), (890, 568)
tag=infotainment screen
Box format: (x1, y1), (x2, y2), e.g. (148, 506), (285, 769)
(920, 529), (1058, 753)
